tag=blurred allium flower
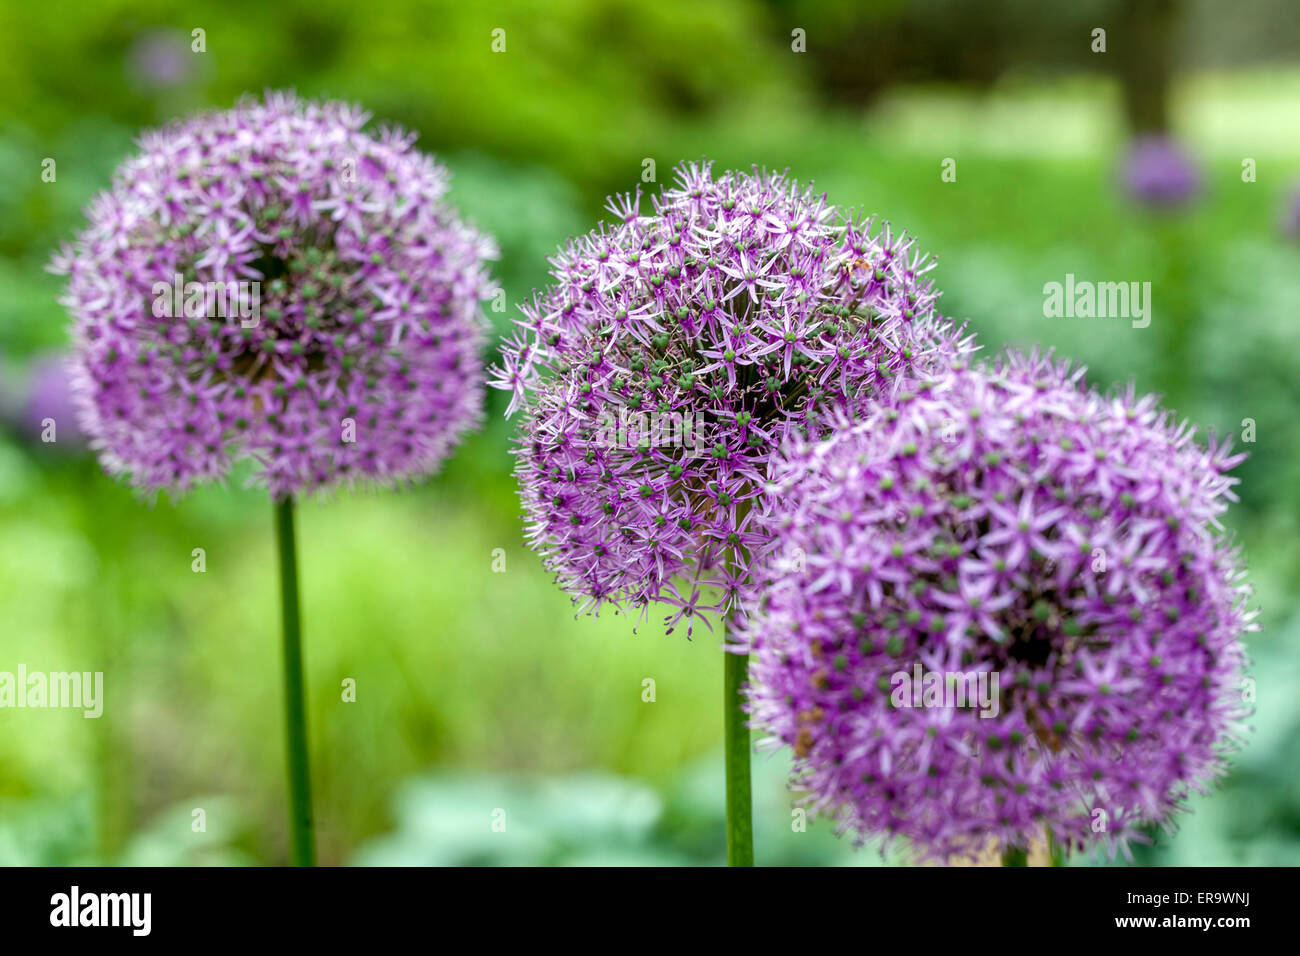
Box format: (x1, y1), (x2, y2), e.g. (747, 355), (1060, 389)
(1120, 135), (1202, 209)
(50, 91), (497, 498)
(738, 351), (1254, 861)
(1280, 181), (1300, 240)
(126, 29), (195, 91)
(493, 162), (970, 632)
(19, 353), (86, 450)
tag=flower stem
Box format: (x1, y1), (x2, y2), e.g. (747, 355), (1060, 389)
(1002, 846), (1029, 867)
(1048, 831), (1065, 867)
(723, 631), (754, 866)
(275, 496), (316, 867)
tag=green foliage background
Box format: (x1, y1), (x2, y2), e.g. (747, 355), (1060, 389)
(0, 0), (1297, 865)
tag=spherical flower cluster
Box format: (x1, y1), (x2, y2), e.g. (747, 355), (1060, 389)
(737, 351), (1254, 861)
(1281, 181), (1300, 241)
(51, 91), (498, 498)
(1120, 135), (1202, 209)
(127, 29), (196, 92)
(19, 353), (86, 450)
(493, 162), (970, 632)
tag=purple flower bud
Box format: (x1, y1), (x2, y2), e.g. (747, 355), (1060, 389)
(738, 350), (1255, 862)
(50, 92), (498, 498)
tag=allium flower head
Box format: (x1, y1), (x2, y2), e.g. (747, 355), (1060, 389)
(1280, 181), (1300, 240)
(51, 91), (497, 498)
(20, 353), (86, 450)
(1120, 134), (1202, 209)
(738, 351), (1254, 861)
(127, 29), (195, 91)
(493, 162), (969, 632)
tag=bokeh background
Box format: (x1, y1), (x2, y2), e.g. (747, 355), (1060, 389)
(1, 0), (1298, 866)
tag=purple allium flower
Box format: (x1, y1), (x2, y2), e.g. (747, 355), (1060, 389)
(50, 91), (498, 498)
(492, 162), (970, 633)
(1280, 181), (1300, 240)
(737, 350), (1255, 862)
(19, 353), (86, 450)
(1120, 135), (1202, 209)
(126, 29), (195, 91)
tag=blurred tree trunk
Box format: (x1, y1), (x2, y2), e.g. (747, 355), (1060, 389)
(1116, 0), (1183, 133)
